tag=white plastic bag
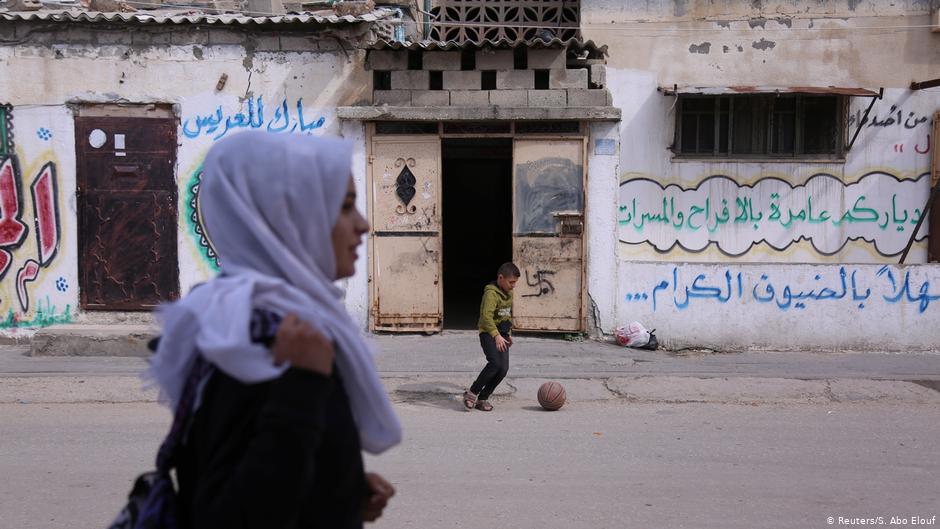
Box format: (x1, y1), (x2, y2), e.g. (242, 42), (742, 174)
(615, 321), (651, 348)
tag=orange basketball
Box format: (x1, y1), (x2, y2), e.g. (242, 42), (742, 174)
(537, 381), (566, 411)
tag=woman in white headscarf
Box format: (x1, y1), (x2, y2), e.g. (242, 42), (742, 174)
(146, 130), (401, 528)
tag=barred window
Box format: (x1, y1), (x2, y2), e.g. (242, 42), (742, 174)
(674, 94), (844, 158)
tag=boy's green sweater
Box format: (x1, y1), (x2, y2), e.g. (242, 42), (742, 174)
(478, 282), (512, 337)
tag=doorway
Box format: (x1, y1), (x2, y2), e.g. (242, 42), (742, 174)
(442, 138), (512, 329)
(75, 112), (179, 310)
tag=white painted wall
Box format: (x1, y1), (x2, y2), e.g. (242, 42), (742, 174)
(0, 106), (77, 334)
(584, 1), (940, 349)
(619, 262), (940, 352)
(0, 32), (371, 333)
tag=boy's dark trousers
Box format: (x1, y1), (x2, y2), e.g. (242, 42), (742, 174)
(470, 322), (511, 400)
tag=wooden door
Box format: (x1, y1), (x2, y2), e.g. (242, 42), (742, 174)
(512, 138), (586, 331)
(75, 116), (178, 310)
(368, 135), (443, 332)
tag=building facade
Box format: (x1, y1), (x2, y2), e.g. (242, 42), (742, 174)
(1, 0), (938, 351)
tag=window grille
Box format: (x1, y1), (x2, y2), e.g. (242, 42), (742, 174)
(675, 94), (843, 158)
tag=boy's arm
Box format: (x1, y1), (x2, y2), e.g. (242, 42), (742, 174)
(479, 290), (500, 337)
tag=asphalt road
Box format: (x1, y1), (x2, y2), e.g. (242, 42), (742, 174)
(1, 396), (938, 529)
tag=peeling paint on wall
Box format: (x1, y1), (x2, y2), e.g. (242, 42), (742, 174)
(688, 42), (712, 54)
(752, 38), (776, 50)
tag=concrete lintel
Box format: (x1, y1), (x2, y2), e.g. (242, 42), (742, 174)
(336, 106), (622, 121)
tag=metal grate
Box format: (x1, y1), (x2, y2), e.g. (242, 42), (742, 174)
(428, 0), (580, 44)
(515, 121), (580, 134)
(375, 122), (439, 134)
(443, 121), (511, 134)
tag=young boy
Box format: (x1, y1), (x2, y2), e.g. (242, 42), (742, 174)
(463, 262), (520, 412)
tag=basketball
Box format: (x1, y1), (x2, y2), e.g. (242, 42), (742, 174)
(537, 381), (566, 411)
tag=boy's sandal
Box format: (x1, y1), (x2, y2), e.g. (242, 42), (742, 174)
(475, 400), (493, 412)
(462, 391), (477, 410)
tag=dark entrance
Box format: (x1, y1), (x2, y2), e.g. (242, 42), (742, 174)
(75, 115), (179, 310)
(442, 138), (512, 328)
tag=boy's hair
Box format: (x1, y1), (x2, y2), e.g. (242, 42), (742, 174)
(497, 262), (521, 278)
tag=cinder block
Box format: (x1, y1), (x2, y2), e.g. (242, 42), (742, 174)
(590, 63), (606, 88)
(208, 29), (246, 46)
(450, 90), (490, 106)
(475, 49), (514, 70)
(98, 30), (134, 45)
(373, 90), (411, 105)
(550, 68), (588, 89)
(317, 39), (342, 51)
(528, 89), (567, 107)
(443, 70), (481, 90)
(253, 35), (281, 51)
(496, 70), (535, 89)
(567, 89), (611, 107)
(170, 30), (209, 46)
(527, 48), (566, 69)
(279, 35), (318, 51)
(412, 90), (450, 106)
(489, 89), (527, 106)
(64, 28), (97, 45)
(132, 30), (173, 46)
(422, 51), (462, 70)
(366, 49), (407, 70)
(391, 70), (430, 90)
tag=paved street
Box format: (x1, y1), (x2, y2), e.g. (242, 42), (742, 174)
(2, 395), (939, 529)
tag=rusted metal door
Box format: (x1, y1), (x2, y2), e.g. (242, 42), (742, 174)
(75, 116), (178, 310)
(512, 138), (585, 331)
(369, 136), (443, 331)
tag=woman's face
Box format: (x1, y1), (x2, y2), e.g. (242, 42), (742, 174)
(331, 176), (370, 279)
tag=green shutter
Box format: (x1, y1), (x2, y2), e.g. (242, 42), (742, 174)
(0, 104), (11, 156)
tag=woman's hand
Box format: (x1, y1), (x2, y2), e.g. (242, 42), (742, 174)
(271, 314), (334, 376)
(362, 472), (395, 522)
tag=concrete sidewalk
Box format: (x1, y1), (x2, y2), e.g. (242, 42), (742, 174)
(2, 331), (939, 405)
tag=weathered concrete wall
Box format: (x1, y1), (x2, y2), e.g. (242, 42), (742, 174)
(581, 0), (940, 348)
(619, 262), (940, 352)
(0, 22), (371, 335)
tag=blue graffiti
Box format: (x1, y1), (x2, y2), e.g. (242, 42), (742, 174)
(627, 266), (940, 314)
(182, 96), (326, 141)
(875, 266), (940, 314)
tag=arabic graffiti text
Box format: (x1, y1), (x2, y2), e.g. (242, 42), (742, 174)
(618, 172), (928, 257)
(182, 96), (327, 141)
(624, 265), (940, 314)
(0, 157), (61, 313)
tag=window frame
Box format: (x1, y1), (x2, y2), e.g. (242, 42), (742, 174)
(672, 93), (847, 161)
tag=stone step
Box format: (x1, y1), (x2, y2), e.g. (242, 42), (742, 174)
(30, 324), (158, 357)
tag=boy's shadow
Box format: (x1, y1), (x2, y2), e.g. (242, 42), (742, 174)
(394, 381), (470, 412)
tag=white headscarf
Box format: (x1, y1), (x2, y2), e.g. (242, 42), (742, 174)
(145, 131), (401, 454)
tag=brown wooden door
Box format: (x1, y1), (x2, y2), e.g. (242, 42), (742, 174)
(75, 116), (178, 310)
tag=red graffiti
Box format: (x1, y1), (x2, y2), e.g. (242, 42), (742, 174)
(0, 158), (28, 279)
(893, 144), (904, 153)
(30, 163), (59, 266)
(915, 134), (931, 155)
(16, 258), (40, 312)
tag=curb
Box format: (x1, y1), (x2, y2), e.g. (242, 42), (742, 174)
(7, 374), (936, 406)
